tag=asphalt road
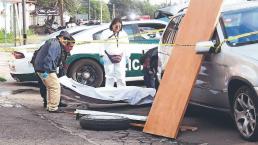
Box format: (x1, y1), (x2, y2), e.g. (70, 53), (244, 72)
(0, 104), (88, 145)
(0, 82), (198, 145)
(1, 82), (258, 145)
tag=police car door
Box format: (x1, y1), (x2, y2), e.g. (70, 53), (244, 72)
(123, 23), (166, 81)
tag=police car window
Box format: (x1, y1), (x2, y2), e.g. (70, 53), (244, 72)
(123, 24), (137, 41)
(222, 7), (258, 46)
(93, 29), (107, 40)
(162, 15), (183, 45)
(137, 23), (166, 40)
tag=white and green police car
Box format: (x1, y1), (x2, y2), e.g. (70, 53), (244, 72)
(67, 20), (167, 87)
(9, 20), (167, 87)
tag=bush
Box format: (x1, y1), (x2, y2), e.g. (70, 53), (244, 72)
(0, 29), (14, 43)
(0, 29), (35, 43)
(27, 29), (35, 36)
(0, 77), (6, 82)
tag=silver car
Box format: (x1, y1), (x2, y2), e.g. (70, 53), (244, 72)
(158, 1), (258, 141)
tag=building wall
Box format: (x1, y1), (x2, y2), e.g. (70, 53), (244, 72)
(0, 2), (11, 33)
(0, 1), (33, 33)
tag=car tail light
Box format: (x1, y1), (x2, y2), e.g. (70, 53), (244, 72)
(12, 51), (25, 59)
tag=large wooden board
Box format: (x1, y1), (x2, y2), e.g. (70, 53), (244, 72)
(143, 0), (223, 138)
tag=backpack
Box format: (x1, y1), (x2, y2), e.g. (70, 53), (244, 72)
(30, 46), (42, 67)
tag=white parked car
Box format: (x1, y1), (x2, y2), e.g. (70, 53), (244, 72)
(9, 20), (167, 86)
(8, 25), (96, 82)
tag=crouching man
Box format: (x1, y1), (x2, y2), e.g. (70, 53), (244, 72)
(34, 31), (73, 113)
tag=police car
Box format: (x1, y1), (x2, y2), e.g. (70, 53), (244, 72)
(9, 20), (167, 86)
(67, 20), (167, 87)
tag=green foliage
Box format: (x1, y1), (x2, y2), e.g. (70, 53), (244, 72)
(77, 5), (87, 14)
(109, 0), (129, 17)
(102, 3), (111, 22)
(0, 76), (6, 82)
(109, 0), (159, 18)
(37, 0), (81, 16)
(0, 29), (35, 43)
(36, 0), (161, 22)
(90, 0), (100, 19)
(137, 1), (159, 17)
(0, 29), (14, 43)
(77, 0), (110, 22)
(27, 29), (35, 36)
(64, 0), (81, 16)
(37, 0), (57, 8)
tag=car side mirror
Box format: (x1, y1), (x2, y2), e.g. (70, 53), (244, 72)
(195, 41), (215, 54)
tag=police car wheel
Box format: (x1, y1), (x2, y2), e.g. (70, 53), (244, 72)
(232, 85), (258, 141)
(69, 59), (104, 87)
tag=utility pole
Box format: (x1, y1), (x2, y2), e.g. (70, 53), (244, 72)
(112, 4), (115, 19)
(88, 0), (90, 20)
(59, 0), (64, 26)
(13, 4), (17, 46)
(100, 0), (102, 23)
(4, 1), (7, 44)
(22, 0), (27, 45)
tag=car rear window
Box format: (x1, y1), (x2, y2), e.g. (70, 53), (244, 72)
(162, 15), (183, 45)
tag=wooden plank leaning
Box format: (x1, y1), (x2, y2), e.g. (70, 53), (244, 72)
(143, 0), (223, 138)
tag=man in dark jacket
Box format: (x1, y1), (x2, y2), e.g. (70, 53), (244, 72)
(34, 31), (72, 113)
(37, 36), (75, 108)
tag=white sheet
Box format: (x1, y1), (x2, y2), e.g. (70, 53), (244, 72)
(59, 76), (156, 105)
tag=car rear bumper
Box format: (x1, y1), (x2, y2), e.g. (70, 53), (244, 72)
(10, 73), (38, 82)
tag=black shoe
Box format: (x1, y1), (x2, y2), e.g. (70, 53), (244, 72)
(58, 102), (67, 107)
(48, 108), (65, 113)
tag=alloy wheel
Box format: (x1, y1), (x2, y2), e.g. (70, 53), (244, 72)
(234, 92), (256, 138)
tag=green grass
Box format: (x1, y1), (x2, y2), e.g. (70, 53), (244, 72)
(0, 29), (14, 43)
(0, 29), (35, 43)
(0, 76), (6, 82)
